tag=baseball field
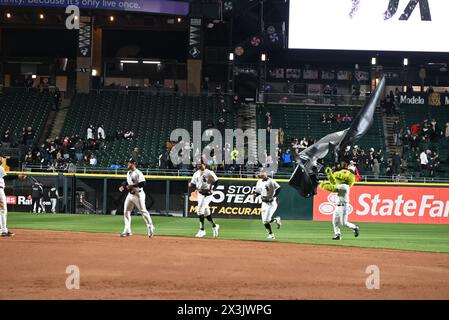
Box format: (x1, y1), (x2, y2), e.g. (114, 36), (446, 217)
(1, 212), (449, 300)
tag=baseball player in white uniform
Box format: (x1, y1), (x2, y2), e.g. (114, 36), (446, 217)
(0, 156), (27, 237)
(119, 159), (155, 238)
(48, 186), (60, 214)
(189, 163), (220, 238)
(253, 170), (281, 240)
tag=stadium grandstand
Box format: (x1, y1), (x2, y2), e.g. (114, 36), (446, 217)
(2, 0), (449, 304)
(0, 0), (448, 183)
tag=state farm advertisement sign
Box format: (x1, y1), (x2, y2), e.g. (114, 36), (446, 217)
(313, 186), (449, 224)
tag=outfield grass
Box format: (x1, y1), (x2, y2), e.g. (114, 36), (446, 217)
(7, 212), (449, 253)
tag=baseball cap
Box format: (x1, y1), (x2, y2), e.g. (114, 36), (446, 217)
(128, 158), (137, 164)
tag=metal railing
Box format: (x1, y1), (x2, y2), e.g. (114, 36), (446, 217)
(260, 92), (369, 106)
(19, 164), (449, 183)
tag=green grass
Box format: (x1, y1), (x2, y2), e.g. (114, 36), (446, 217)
(7, 212), (449, 253)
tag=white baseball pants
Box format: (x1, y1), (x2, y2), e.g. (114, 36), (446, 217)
(51, 198), (57, 213)
(0, 188), (8, 233)
(123, 191), (153, 234)
(197, 193), (213, 216)
(261, 200), (278, 224)
(333, 204), (357, 235)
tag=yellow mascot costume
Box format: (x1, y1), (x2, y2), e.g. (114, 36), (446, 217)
(320, 167), (360, 240)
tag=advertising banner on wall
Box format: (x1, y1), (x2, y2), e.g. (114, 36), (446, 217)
(4, 188), (55, 213)
(313, 185), (449, 224)
(0, 1), (189, 15)
(399, 93), (449, 106)
(78, 17), (92, 58)
(187, 180), (261, 219)
(188, 18), (203, 60)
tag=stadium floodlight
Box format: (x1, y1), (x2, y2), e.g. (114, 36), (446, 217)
(371, 57), (377, 65)
(109, 16), (115, 22)
(120, 60), (139, 64)
(91, 69), (98, 76)
(261, 53), (267, 62)
(6, 13), (12, 19)
(143, 61), (161, 65)
(403, 58), (409, 66)
(229, 53), (234, 61)
(177, 17), (182, 23)
(39, 13), (44, 20)
(31, 74), (37, 79)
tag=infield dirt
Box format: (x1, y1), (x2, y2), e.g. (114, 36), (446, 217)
(1, 229), (449, 299)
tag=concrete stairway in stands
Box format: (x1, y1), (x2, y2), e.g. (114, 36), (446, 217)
(383, 114), (402, 158)
(48, 98), (72, 139)
(237, 103), (258, 172)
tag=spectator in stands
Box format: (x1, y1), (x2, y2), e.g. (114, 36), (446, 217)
(24, 151), (33, 163)
(410, 123), (421, 136)
(265, 112), (272, 130)
(321, 113), (327, 123)
(335, 114), (343, 124)
(372, 158), (380, 179)
(97, 125), (105, 141)
(299, 137), (308, 152)
(327, 113), (335, 123)
(420, 149), (430, 176)
(277, 128), (285, 146)
(25, 127), (34, 147)
(406, 84), (414, 94)
(426, 86), (434, 94)
(217, 116), (225, 135)
(49, 144), (57, 163)
(39, 144), (49, 164)
(281, 149), (293, 167)
(1, 128), (11, 148)
(393, 120), (402, 146)
(428, 150), (439, 177)
(89, 154), (98, 166)
(74, 140), (84, 162)
(115, 130), (124, 140)
(132, 148), (140, 162)
(87, 125), (94, 140)
(410, 134), (420, 152)
(123, 129), (134, 140)
(342, 114), (352, 123)
(392, 152), (401, 175)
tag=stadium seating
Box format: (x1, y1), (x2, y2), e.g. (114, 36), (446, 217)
(0, 88), (52, 147)
(400, 104), (449, 177)
(258, 104), (386, 151)
(60, 92), (237, 166)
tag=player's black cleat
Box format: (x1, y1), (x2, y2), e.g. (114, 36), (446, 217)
(354, 226), (360, 238)
(332, 234), (341, 240)
(1, 231), (15, 237)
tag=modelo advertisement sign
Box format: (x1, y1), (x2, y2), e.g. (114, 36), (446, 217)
(399, 93), (449, 106)
(188, 180), (262, 219)
(313, 185), (449, 224)
(289, 0), (449, 52)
